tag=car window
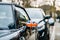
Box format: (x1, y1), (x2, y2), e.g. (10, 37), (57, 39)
(15, 8), (27, 28)
(15, 7), (29, 21)
(15, 10), (26, 21)
(0, 5), (14, 30)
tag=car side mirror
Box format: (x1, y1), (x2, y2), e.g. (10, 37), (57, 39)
(45, 15), (51, 22)
(45, 15), (51, 19)
(19, 16), (27, 21)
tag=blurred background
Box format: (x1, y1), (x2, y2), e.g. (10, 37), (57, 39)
(1, 0), (60, 21)
(0, 0), (60, 40)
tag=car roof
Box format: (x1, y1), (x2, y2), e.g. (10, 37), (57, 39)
(0, 2), (24, 9)
(25, 8), (42, 10)
(0, 2), (15, 5)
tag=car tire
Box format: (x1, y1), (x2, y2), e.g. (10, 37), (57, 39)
(19, 36), (25, 40)
(44, 29), (49, 40)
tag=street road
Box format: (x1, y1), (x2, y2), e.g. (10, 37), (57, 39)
(28, 22), (60, 40)
(28, 33), (35, 40)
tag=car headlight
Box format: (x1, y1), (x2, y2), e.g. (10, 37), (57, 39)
(37, 21), (45, 31)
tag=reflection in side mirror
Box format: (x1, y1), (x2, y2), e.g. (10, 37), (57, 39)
(20, 16), (27, 21)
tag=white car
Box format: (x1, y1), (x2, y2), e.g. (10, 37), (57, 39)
(45, 15), (54, 26)
(48, 17), (54, 26)
(25, 8), (50, 40)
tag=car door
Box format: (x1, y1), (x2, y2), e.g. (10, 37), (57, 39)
(14, 7), (29, 28)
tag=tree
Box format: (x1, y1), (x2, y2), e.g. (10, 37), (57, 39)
(56, 11), (60, 16)
(40, 5), (51, 14)
(22, 0), (31, 7)
(50, 6), (56, 22)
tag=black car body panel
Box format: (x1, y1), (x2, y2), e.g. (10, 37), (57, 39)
(0, 3), (28, 40)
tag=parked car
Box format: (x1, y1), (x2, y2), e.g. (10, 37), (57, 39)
(45, 15), (54, 26)
(56, 16), (60, 22)
(0, 3), (29, 40)
(25, 8), (50, 40)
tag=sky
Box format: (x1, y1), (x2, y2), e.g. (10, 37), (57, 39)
(2, 0), (60, 10)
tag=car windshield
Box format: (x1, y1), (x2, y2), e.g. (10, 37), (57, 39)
(0, 5), (14, 30)
(25, 8), (44, 19)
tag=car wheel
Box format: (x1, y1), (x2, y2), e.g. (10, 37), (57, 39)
(44, 30), (49, 40)
(36, 33), (41, 40)
(19, 36), (25, 40)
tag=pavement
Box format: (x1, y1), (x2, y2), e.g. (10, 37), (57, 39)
(55, 22), (60, 40)
(50, 23), (55, 40)
(50, 21), (60, 40)
(28, 33), (35, 40)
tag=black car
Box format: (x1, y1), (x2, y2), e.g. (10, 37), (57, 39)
(0, 3), (29, 40)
